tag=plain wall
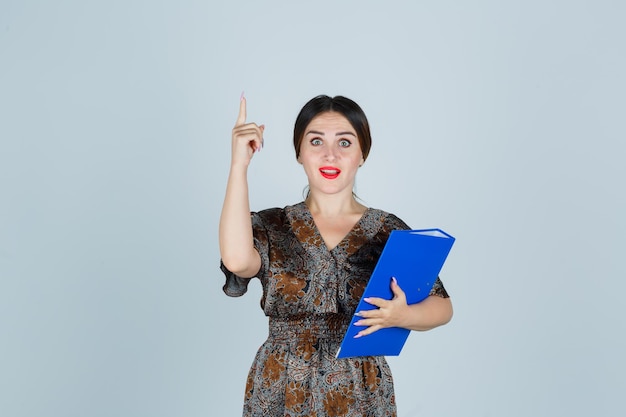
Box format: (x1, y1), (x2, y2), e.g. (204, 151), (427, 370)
(1, 1), (625, 416)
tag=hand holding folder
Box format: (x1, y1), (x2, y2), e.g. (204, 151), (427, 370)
(336, 229), (455, 358)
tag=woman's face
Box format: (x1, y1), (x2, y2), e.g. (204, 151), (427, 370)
(298, 112), (364, 197)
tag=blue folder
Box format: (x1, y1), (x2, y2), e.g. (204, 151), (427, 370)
(336, 228), (455, 358)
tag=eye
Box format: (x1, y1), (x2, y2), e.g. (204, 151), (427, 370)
(339, 139), (352, 147)
(310, 138), (323, 146)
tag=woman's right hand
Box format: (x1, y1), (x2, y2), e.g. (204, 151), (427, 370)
(231, 95), (265, 167)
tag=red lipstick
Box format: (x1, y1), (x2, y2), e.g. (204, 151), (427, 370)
(319, 166), (341, 179)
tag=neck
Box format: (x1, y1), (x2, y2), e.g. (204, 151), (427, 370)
(305, 191), (365, 218)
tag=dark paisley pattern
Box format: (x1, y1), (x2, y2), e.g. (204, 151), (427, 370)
(221, 202), (449, 416)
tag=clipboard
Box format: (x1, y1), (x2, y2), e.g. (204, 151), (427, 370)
(336, 228), (455, 358)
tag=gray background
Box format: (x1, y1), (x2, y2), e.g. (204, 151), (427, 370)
(1, 1), (625, 416)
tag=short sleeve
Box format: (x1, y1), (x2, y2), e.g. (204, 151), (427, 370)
(220, 211), (270, 297)
(429, 277), (450, 298)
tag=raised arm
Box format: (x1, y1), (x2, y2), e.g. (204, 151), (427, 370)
(219, 95), (264, 278)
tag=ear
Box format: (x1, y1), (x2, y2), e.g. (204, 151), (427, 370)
(359, 157), (365, 167)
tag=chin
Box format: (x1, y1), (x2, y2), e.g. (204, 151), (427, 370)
(311, 184), (352, 196)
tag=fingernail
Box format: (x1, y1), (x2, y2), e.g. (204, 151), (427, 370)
(353, 333), (362, 339)
(354, 311), (362, 317)
(240, 91), (245, 101)
(392, 277), (397, 284)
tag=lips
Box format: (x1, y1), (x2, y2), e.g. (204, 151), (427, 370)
(319, 166), (341, 179)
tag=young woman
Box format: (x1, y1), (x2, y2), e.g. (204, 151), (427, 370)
(219, 94), (452, 417)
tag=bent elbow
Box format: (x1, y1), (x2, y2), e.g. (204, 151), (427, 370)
(220, 249), (260, 279)
(442, 306), (453, 326)
(440, 298), (454, 325)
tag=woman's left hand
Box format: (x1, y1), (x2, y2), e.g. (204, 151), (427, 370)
(353, 277), (410, 338)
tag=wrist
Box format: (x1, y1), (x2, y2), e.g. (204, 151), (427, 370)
(229, 160), (250, 173)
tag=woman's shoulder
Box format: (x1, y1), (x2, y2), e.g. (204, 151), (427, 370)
(252, 202), (306, 224)
(254, 202), (304, 215)
(254, 206), (285, 217)
(366, 207), (411, 230)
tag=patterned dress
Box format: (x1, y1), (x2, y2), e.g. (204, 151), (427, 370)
(221, 202), (448, 417)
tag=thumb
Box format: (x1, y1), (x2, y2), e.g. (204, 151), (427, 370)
(390, 277), (406, 300)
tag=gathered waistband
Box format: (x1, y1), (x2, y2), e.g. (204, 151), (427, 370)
(268, 313), (350, 343)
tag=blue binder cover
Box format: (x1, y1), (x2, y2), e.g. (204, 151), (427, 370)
(336, 229), (455, 358)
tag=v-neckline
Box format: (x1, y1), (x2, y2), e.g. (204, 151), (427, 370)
(300, 202), (371, 253)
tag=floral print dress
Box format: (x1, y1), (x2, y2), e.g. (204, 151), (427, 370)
(221, 202), (448, 417)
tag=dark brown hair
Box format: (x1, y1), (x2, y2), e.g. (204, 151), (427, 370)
(293, 95), (372, 162)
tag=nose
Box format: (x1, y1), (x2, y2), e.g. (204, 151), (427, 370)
(324, 145), (338, 161)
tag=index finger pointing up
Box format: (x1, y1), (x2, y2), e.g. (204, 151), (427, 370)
(235, 93), (246, 127)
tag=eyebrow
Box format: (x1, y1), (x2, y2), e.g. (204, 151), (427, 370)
(305, 130), (357, 137)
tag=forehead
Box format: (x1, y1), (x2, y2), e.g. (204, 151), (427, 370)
(305, 112), (355, 133)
